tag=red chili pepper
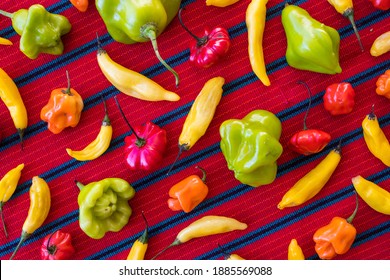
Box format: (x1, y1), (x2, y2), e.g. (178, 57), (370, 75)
(114, 97), (167, 171)
(288, 81), (331, 155)
(41, 230), (75, 260)
(323, 82), (355, 116)
(368, 0), (390, 10)
(178, 8), (231, 68)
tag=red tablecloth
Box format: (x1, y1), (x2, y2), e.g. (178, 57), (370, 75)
(0, 0), (389, 260)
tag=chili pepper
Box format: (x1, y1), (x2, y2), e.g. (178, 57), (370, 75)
(0, 4), (71, 59)
(76, 178), (135, 239)
(313, 193), (358, 260)
(246, 0), (270, 86)
(167, 166), (209, 213)
(0, 37), (12, 45)
(368, 0), (390, 10)
(0, 164), (24, 238)
(362, 105), (390, 167)
(178, 8), (231, 68)
(278, 141), (342, 209)
(323, 82), (356, 116)
(41, 230), (75, 260)
(114, 97), (167, 171)
(288, 239), (305, 260)
(327, 0), (364, 52)
(66, 97), (112, 161)
(152, 215), (247, 259)
(127, 212), (149, 260)
(206, 0), (241, 7)
(352, 175), (390, 215)
(288, 82), (331, 155)
(167, 77), (224, 174)
(96, 0), (181, 86)
(96, 36), (180, 102)
(282, 4), (342, 74)
(10, 176), (51, 260)
(375, 69), (390, 99)
(40, 71), (84, 134)
(0, 68), (28, 147)
(370, 31), (390, 57)
(218, 243), (245, 260)
(220, 110), (283, 187)
(70, 0), (89, 12)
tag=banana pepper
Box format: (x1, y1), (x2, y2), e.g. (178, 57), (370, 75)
(219, 110), (283, 187)
(76, 178), (135, 239)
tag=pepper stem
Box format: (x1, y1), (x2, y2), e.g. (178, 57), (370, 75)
(0, 10), (14, 19)
(10, 231), (30, 260)
(46, 231), (58, 255)
(344, 8), (364, 52)
(18, 129), (25, 150)
(143, 26), (180, 87)
(195, 166), (207, 183)
(297, 81), (312, 130)
(346, 192), (359, 224)
(139, 211), (149, 244)
(178, 8), (207, 46)
(75, 180), (84, 191)
(217, 243), (231, 260)
(166, 144), (188, 176)
(368, 104), (376, 120)
(113, 96), (145, 146)
(151, 239), (181, 260)
(100, 94), (111, 126)
(0, 202), (8, 238)
(61, 70), (72, 95)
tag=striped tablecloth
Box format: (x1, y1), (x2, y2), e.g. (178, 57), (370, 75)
(0, 0), (389, 260)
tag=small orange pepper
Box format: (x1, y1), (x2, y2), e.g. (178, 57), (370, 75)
(313, 194), (358, 260)
(69, 0), (89, 12)
(167, 166), (209, 213)
(375, 69), (390, 99)
(40, 71), (84, 134)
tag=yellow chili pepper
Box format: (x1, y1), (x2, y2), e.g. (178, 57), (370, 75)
(151, 215), (247, 259)
(278, 142), (342, 209)
(218, 243), (245, 260)
(167, 76), (224, 174)
(10, 176), (51, 260)
(352, 175), (390, 215)
(0, 37), (12, 45)
(362, 105), (390, 167)
(370, 31), (390, 57)
(206, 0), (241, 7)
(0, 68), (28, 147)
(127, 212), (149, 260)
(66, 97), (112, 161)
(246, 0), (270, 86)
(0, 163), (24, 238)
(288, 239), (305, 260)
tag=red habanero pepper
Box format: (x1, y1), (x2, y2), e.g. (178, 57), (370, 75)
(167, 166), (209, 213)
(178, 8), (231, 68)
(288, 81), (331, 155)
(114, 97), (167, 171)
(323, 82), (355, 115)
(41, 230), (75, 260)
(313, 193), (358, 260)
(375, 69), (390, 99)
(368, 0), (390, 10)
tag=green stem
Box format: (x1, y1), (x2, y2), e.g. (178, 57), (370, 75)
(10, 231), (30, 260)
(0, 10), (14, 19)
(151, 239), (181, 260)
(138, 211), (149, 244)
(75, 180), (84, 191)
(18, 129), (25, 150)
(61, 70), (72, 95)
(0, 202), (8, 238)
(344, 8), (364, 52)
(297, 81), (312, 130)
(346, 192), (359, 224)
(195, 166), (207, 183)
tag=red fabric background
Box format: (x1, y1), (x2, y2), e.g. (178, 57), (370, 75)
(0, 0), (389, 260)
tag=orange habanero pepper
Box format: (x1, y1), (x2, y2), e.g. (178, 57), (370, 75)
(313, 194), (358, 260)
(375, 69), (390, 99)
(40, 71), (84, 134)
(167, 166), (209, 213)
(69, 0), (89, 12)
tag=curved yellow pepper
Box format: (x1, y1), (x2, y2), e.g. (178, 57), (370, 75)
(288, 239), (305, 260)
(0, 68), (28, 146)
(127, 212), (149, 260)
(352, 175), (390, 215)
(278, 144), (342, 209)
(206, 0), (241, 7)
(362, 107), (390, 167)
(246, 0), (270, 86)
(370, 31), (390, 57)
(0, 37), (12, 45)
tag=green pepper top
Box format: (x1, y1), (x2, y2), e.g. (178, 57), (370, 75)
(95, 0), (181, 86)
(220, 110), (283, 188)
(0, 4), (71, 59)
(77, 178), (135, 239)
(282, 4), (342, 75)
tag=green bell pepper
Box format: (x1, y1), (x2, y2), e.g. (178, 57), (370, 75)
(220, 110), (283, 187)
(281, 4), (342, 75)
(77, 178), (135, 239)
(0, 4), (71, 59)
(96, 0), (182, 86)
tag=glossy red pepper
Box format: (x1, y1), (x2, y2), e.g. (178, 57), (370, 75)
(115, 97), (167, 171)
(368, 0), (390, 10)
(323, 82), (355, 115)
(41, 230), (75, 260)
(178, 8), (231, 68)
(288, 82), (331, 155)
